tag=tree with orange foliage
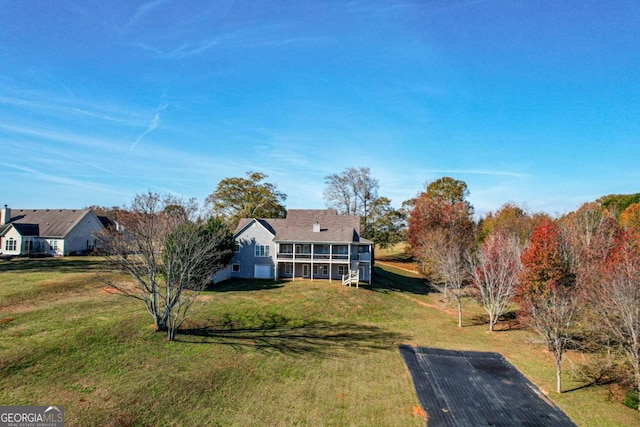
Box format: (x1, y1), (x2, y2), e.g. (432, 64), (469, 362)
(517, 217), (578, 393)
(478, 202), (533, 245)
(620, 203), (640, 232)
(408, 178), (474, 327)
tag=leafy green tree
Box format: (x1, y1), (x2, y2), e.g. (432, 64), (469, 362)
(597, 193), (640, 218)
(206, 171), (287, 229)
(478, 203), (533, 245)
(425, 177), (473, 215)
(367, 196), (406, 248)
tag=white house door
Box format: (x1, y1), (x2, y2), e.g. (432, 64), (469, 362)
(302, 264), (310, 278)
(254, 265), (271, 279)
(359, 266), (368, 281)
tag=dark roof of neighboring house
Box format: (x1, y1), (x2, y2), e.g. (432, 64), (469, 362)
(11, 223), (40, 236)
(235, 209), (372, 244)
(97, 215), (115, 229)
(4, 209), (96, 238)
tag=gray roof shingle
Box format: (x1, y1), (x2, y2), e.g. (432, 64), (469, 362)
(235, 209), (371, 244)
(5, 209), (94, 238)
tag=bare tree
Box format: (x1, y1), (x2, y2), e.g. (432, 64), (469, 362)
(324, 167), (379, 235)
(588, 231), (640, 409)
(471, 232), (523, 332)
(438, 231), (471, 328)
(99, 191), (234, 341)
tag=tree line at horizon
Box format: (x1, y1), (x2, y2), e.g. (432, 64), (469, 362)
(91, 168), (640, 412)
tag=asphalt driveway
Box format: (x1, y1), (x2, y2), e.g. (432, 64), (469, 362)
(399, 345), (576, 427)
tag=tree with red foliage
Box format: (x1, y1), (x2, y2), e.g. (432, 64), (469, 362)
(408, 180), (475, 327)
(517, 217), (578, 393)
(587, 231), (640, 409)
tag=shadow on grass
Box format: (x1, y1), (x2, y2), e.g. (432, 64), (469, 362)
(179, 311), (409, 356)
(368, 265), (435, 296)
(0, 256), (105, 273)
(206, 278), (285, 292)
(468, 311), (523, 331)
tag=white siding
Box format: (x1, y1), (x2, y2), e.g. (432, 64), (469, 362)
(62, 212), (104, 255)
(1, 227), (22, 255)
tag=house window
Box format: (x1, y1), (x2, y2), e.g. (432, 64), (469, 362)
(284, 263), (293, 274)
(313, 264), (328, 275)
(232, 263), (240, 272)
(255, 244), (270, 257)
(280, 244), (293, 254)
(334, 245), (348, 255)
(25, 238), (33, 252)
(338, 265), (348, 275)
(5, 238), (16, 251)
(50, 240), (59, 253)
(295, 244), (311, 254)
(315, 244), (329, 254)
(234, 241), (240, 252)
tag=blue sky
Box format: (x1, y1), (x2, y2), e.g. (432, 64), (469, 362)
(1, 0), (639, 217)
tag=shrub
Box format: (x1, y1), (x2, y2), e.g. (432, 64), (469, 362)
(623, 390), (639, 410)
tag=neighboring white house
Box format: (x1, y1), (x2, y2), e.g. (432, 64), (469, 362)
(219, 209), (373, 284)
(0, 206), (106, 257)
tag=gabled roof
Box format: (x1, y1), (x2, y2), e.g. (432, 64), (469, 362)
(235, 218), (280, 237)
(12, 223), (40, 236)
(235, 209), (372, 244)
(4, 209), (96, 238)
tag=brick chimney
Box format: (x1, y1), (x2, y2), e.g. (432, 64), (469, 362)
(1, 205), (10, 225)
(313, 222), (320, 232)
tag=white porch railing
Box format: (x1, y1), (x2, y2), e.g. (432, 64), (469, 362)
(342, 270), (360, 288)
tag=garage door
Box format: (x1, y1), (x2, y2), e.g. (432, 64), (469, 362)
(254, 265), (272, 279)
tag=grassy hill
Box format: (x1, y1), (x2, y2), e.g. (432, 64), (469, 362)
(1, 256), (638, 426)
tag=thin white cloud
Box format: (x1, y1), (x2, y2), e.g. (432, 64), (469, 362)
(0, 163), (128, 197)
(134, 39), (221, 59)
(0, 122), (127, 152)
(128, 102), (168, 153)
(0, 93), (143, 125)
(128, 0), (170, 27)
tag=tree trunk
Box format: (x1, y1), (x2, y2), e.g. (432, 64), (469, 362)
(457, 301), (463, 328)
(167, 326), (177, 341)
(556, 358), (562, 393)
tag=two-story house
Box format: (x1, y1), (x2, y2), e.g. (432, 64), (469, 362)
(226, 209), (373, 284)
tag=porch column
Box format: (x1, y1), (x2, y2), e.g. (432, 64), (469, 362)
(311, 243), (314, 281)
(329, 244), (333, 282)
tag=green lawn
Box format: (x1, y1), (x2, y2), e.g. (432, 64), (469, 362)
(1, 257), (638, 426)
